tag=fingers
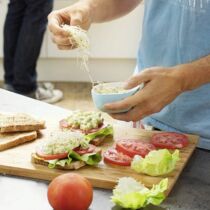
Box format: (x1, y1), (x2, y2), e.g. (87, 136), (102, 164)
(57, 45), (74, 50)
(105, 91), (144, 112)
(51, 36), (71, 46)
(110, 106), (144, 122)
(48, 11), (69, 37)
(105, 99), (133, 113)
(48, 11), (76, 50)
(124, 70), (152, 89)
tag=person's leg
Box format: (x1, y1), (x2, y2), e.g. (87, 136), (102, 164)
(3, 0), (26, 86)
(12, 0), (53, 94)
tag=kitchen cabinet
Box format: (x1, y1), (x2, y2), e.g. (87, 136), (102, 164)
(0, 0), (7, 57)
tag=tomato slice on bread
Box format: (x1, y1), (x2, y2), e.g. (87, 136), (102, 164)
(36, 144), (100, 160)
(59, 119), (69, 129)
(59, 119), (104, 134)
(103, 148), (132, 166)
(73, 144), (98, 155)
(36, 149), (68, 160)
(116, 139), (156, 158)
(151, 132), (189, 149)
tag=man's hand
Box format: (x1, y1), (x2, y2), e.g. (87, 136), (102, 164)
(48, 2), (92, 50)
(105, 67), (185, 122)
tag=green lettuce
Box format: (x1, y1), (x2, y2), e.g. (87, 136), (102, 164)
(131, 149), (180, 176)
(69, 150), (102, 165)
(47, 150), (102, 168)
(112, 177), (168, 209)
(85, 124), (113, 142)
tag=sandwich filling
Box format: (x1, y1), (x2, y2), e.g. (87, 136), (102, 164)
(36, 130), (102, 168)
(59, 111), (113, 144)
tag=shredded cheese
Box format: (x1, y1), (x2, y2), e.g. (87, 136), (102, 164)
(62, 25), (94, 85)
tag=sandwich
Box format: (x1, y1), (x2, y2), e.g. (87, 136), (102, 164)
(59, 111), (113, 146)
(31, 130), (102, 170)
(0, 113), (45, 133)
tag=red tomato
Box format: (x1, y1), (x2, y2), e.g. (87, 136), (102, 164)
(103, 148), (132, 166)
(59, 118), (104, 134)
(36, 148), (68, 160)
(73, 144), (97, 155)
(116, 139), (156, 158)
(48, 173), (93, 210)
(151, 132), (189, 149)
(59, 119), (69, 128)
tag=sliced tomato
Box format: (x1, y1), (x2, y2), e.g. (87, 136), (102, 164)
(84, 124), (104, 134)
(103, 148), (132, 166)
(73, 144), (97, 155)
(59, 118), (104, 134)
(59, 119), (69, 128)
(151, 132), (189, 149)
(116, 139), (156, 158)
(36, 148), (68, 160)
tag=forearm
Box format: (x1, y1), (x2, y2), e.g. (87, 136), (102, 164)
(83, 0), (142, 23)
(176, 54), (210, 91)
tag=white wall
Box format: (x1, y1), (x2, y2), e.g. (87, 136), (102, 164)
(0, 0), (144, 82)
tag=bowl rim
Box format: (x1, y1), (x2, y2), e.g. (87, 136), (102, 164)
(91, 82), (140, 96)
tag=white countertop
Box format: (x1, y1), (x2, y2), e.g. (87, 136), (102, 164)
(0, 89), (210, 210)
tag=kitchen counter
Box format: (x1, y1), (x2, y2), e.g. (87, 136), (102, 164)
(0, 88), (209, 210)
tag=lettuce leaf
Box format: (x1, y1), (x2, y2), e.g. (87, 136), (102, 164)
(85, 124), (113, 142)
(70, 150), (102, 165)
(112, 177), (168, 209)
(47, 150), (101, 168)
(131, 149), (180, 176)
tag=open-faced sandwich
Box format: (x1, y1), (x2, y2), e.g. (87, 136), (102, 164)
(31, 130), (102, 170)
(59, 111), (113, 146)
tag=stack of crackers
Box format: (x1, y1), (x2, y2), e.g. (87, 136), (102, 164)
(0, 113), (45, 151)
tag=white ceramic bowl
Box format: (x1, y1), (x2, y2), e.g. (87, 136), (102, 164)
(91, 82), (142, 113)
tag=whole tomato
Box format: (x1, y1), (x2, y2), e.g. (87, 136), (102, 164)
(47, 173), (93, 210)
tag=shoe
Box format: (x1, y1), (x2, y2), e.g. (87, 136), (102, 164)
(3, 82), (63, 104)
(33, 83), (63, 104)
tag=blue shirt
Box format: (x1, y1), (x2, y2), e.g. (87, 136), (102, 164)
(137, 0), (210, 149)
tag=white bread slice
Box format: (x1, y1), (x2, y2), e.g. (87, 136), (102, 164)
(0, 113), (45, 133)
(31, 153), (86, 170)
(0, 131), (37, 151)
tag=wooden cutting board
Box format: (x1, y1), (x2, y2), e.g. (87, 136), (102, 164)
(0, 121), (199, 196)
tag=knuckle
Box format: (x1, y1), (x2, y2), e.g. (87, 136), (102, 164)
(153, 105), (162, 113)
(144, 102), (154, 113)
(145, 102), (161, 114)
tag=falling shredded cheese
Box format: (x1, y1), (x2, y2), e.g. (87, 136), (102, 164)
(62, 25), (94, 85)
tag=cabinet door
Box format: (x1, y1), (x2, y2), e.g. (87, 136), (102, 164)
(47, 0), (144, 58)
(0, 0), (8, 57)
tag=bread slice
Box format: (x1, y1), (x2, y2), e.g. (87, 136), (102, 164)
(0, 131), (37, 151)
(31, 153), (86, 170)
(90, 136), (106, 146)
(0, 113), (45, 133)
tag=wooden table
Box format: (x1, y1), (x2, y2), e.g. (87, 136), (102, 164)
(0, 89), (209, 210)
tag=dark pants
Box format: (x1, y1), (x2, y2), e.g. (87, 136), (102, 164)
(3, 0), (53, 94)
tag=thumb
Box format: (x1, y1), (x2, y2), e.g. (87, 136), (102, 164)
(124, 71), (151, 89)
